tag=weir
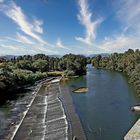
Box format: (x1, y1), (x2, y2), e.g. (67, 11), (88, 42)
(0, 78), (87, 140)
(4, 78), (69, 140)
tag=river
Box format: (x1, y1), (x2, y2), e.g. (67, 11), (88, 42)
(61, 64), (140, 140)
(0, 64), (139, 140)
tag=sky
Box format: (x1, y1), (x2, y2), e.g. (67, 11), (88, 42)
(0, 0), (140, 55)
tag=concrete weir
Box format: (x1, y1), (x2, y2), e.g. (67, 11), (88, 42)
(60, 82), (86, 140)
(124, 119), (140, 140)
(1, 78), (86, 140)
(10, 78), (68, 140)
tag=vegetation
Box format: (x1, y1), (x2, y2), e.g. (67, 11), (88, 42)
(92, 49), (140, 95)
(0, 54), (87, 96)
(48, 71), (64, 77)
(59, 54), (87, 76)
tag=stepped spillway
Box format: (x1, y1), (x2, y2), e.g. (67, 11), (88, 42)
(9, 79), (68, 140)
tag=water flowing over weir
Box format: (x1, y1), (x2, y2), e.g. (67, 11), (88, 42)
(45, 79), (68, 140)
(3, 79), (69, 140)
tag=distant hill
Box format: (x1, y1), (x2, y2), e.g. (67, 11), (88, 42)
(88, 53), (109, 58)
(0, 54), (109, 59)
(48, 55), (62, 58)
(0, 55), (16, 59)
(0, 54), (63, 58)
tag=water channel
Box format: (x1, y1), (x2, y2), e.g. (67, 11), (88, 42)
(61, 64), (140, 140)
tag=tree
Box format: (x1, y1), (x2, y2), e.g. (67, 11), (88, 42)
(32, 59), (49, 72)
(95, 49), (140, 96)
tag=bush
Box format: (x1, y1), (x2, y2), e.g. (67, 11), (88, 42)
(65, 70), (75, 77)
(12, 69), (34, 85)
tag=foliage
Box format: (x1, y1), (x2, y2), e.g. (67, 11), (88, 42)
(32, 59), (49, 72)
(48, 71), (64, 77)
(58, 54), (87, 76)
(65, 70), (75, 77)
(0, 53), (87, 94)
(92, 49), (140, 95)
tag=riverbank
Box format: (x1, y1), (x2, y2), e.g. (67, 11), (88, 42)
(60, 81), (86, 140)
(124, 119), (140, 140)
(92, 49), (140, 98)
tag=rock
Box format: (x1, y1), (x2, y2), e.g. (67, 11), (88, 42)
(131, 106), (140, 112)
(73, 87), (88, 93)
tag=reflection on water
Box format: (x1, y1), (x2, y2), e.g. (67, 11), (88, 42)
(62, 64), (140, 140)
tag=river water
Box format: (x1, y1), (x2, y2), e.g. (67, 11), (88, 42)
(0, 64), (139, 140)
(62, 64), (140, 140)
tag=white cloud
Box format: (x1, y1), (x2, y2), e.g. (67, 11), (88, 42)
(0, 0), (4, 3)
(56, 38), (71, 51)
(56, 38), (65, 48)
(33, 19), (43, 34)
(0, 44), (19, 50)
(1, 1), (46, 45)
(36, 46), (58, 54)
(98, 35), (140, 53)
(0, 1), (71, 55)
(0, 43), (28, 55)
(5, 35), (34, 45)
(16, 33), (34, 44)
(97, 0), (140, 53)
(0, 40), (59, 55)
(76, 0), (103, 45)
(117, 0), (140, 34)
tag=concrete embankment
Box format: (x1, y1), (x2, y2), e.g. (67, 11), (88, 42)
(11, 78), (68, 140)
(124, 119), (140, 140)
(60, 82), (87, 140)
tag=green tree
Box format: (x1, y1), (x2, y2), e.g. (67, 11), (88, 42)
(32, 59), (49, 72)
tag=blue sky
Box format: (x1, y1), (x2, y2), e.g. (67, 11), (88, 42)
(0, 0), (140, 55)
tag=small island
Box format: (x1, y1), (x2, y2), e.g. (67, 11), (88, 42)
(73, 87), (88, 93)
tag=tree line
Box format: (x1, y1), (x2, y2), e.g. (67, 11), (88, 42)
(0, 54), (87, 94)
(92, 49), (140, 95)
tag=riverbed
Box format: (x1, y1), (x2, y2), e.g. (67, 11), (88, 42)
(61, 64), (140, 140)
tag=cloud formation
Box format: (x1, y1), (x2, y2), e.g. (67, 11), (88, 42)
(0, 39), (59, 55)
(33, 19), (43, 34)
(76, 0), (103, 45)
(98, 0), (140, 53)
(0, 0), (4, 3)
(98, 35), (140, 53)
(0, 1), (62, 55)
(1, 1), (46, 45)
(117, 0), (140, 34)
(56, 38), (71, 51)
(16, 33), (34, 45)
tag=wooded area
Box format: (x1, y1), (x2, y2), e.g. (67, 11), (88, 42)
(0, 54), (87, 94)
(92, 49), (140, 95)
